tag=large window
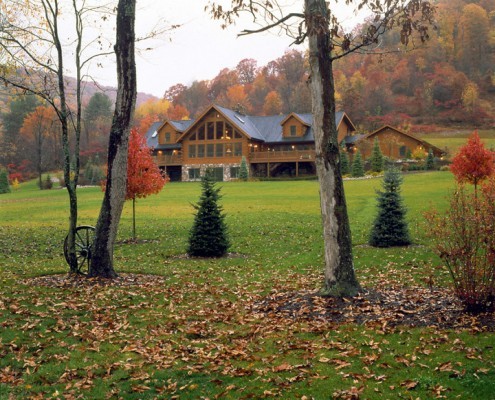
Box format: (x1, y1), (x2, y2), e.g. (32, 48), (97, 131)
(165, 132), (171, 142)
(231, 166), (240, 178)
(290, 125), (297, 136)
(186, 117), (246, 160)
(234, 142), (242, 156)
(189, 168), (200, 180)
(216, 144), (224, 157)
(207, 143), (214, 157)
(189, 145), (196, 158)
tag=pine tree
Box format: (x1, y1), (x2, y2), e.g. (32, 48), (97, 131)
(188, 169), (230, 257)
(425, 149), (435, 170)
(351, 150), (365, 177)
(340, 151), (350, 175)
(0, 169), (10, 194)
(369, 167), (411, 247)
(370, 138), (384, 172)
(239, 156), (249, 181)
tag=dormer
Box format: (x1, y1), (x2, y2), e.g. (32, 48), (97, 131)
(157, 121), (181, 145)
(280, 113), (310, 138)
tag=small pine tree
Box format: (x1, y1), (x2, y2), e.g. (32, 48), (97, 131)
(188, 170), (230, 257)
(351, 150), (365, 177)
(0, 169), (10, 194)
(43, 174), (53, 190)
(340, 151), (350, 175)
(425, 149), (435, 170)
(239, 156), (249, 181)
(369, 167), (411, 247)
(370, 138), (384, 173)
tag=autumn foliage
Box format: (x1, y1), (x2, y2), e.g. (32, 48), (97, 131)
(426, 180), (495, 312)
(450, 131), (495, 191)
(126, 128), (167, 239)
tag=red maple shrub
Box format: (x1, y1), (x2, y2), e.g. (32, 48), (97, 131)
(126, 128), (167, 240)
(450, 131), (495, 192)
(425, 179), (495, 313)
(102, 128), (166, 240)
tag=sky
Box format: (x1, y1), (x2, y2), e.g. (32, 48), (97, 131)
(86, 0), (366, 98)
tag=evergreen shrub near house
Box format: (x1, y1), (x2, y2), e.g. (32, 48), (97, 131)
(425, 149), (435, 170)
(351, 151), (365, 177)
(239, 156), (249, 181)
(188, 169), (230, 257)
(41, 174), (53, 190)
(0, 169), (11, 194)
(370, 138), (384, 173)
(369, 167), (411, 247)
(340, 151), (350, 175)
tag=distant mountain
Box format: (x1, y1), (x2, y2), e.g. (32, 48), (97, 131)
(68, 76), (158, 107)
(0, 73), (158, 115)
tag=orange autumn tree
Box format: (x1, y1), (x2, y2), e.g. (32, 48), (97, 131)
(450, 131), (495, 193)
(127, 128), (167, 241)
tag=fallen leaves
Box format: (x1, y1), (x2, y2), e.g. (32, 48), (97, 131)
(0, 271), (491, 399)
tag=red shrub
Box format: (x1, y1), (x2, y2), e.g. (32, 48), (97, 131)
(425, 180), (495, 312)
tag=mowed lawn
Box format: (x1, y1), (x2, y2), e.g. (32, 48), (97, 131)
(1, 172), (494, 399)
(420, 129), (495, 157)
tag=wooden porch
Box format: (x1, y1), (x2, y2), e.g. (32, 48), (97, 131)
(154, 154), (182, 166)
(248, 150), (315, 163)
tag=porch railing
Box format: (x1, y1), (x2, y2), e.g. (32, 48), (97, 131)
(249, 150), (315, 163)
(154, 154), (182, 165)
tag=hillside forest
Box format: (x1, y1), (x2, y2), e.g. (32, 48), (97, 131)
(1, 0), (494, 181)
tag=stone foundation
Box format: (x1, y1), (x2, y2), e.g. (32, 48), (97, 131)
(182, 163), (242, 182)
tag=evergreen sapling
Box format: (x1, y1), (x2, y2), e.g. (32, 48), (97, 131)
(425, 149), (435, 170)
(0, 169), (10, 194)
(340, 151), (350, 175)
(239, 156), (249, 181)
(369, 167), (411, 247)
(188, 170), (230, 257)
(370, 138), (384, 172)
(351, 150), (365, 177)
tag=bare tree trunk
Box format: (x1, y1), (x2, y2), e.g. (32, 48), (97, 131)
(306, 0), (361, 296)
(89, 0), (136, 278)
(132, 197), (136, 241)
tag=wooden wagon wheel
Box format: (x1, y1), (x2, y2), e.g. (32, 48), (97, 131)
(64, 226), (95, 274)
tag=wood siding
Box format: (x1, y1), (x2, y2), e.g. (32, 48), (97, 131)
(359, 127), (442, 159)
(157, 122), (180, 145)
(181, 111), (251, 165)
(282, 116), (308, 138)
(337, 121), (353, 143)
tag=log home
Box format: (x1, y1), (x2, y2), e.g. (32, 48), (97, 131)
(146, 104), (356, 181)
(354, 125), (445, 160)
(145, 105), (444, 181)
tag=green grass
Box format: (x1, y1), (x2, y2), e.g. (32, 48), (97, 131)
(1, 172), (494, 399)
(419, 128), (495, 157)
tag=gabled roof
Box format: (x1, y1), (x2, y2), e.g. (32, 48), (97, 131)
(280, 112), (311, 127)
(214, 105), (265, 141)
(169, 119), (194, 132)
(145, 119), (194, 148)
(145, 121), (163, 149)
(145, 104), (356, 148)
(363, 125), (445, 155)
